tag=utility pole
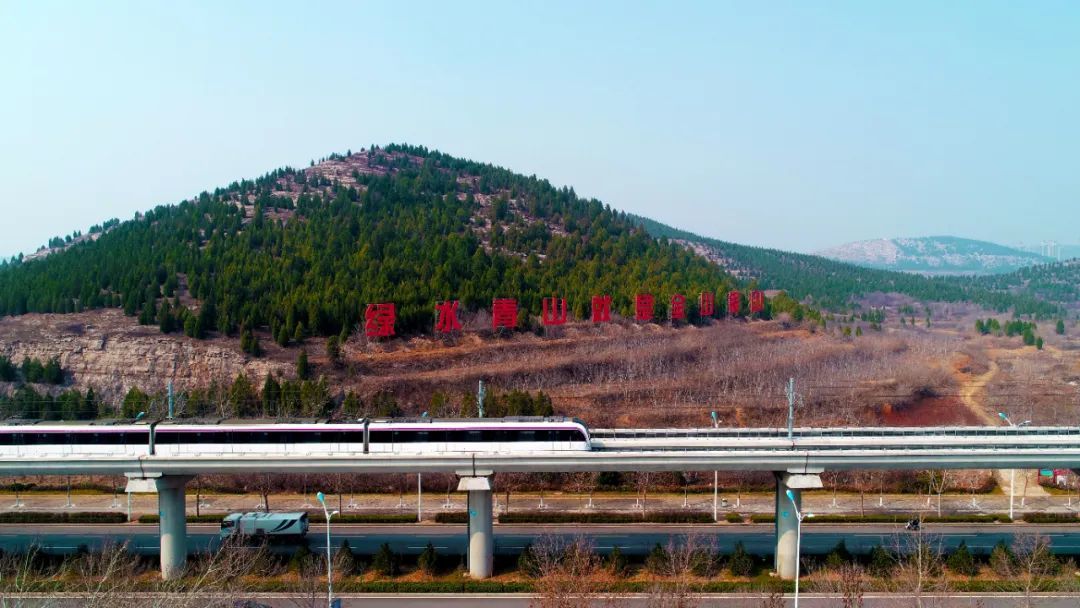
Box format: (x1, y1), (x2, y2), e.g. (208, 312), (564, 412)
(786, 378), (795, 439)
(477, 380), (486, 418)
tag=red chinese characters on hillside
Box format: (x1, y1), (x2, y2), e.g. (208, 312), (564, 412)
(670, 294), (686, 321)
(727, 291), (741, 316)
(591, 295), (612, 323)
(365, 303), (396, 338)
(699, 292), (715, 317)
(542, 297), (568, 326)
(434, 300), (462, 333)
(492, 298), (518, 329)
(750, 290), (765, 314)
(635, 294), (655, 322)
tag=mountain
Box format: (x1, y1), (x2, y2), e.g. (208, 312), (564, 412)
(627, 215), (1069, 317)
(0, 145), (738, 338)
(816, 236), (1050, 275)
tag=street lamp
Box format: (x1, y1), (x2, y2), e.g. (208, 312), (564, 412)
(711, 411), (720, 522)
(785, 489), (812, 608)
(998, 412), (1031, 520)
(316, 491), (339, 608)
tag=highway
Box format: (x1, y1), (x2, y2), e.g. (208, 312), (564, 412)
(4, 523), (1080, 557)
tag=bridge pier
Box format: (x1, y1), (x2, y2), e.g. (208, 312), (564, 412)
(155, 475), (193, 580)
(774, 471), (821, 580)
(458, 476), (493, 579)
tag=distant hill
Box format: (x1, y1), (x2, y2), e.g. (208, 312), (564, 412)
(627, 215), (1068, 317)
(0, 145), (737, 338)
(817, 236), (1050, 275)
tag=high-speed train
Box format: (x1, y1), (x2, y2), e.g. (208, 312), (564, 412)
(0, 417), (593, 458)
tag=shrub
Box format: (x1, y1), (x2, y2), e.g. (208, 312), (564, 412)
(288, 545), (313, 573)
(606, 546), (627, 576)
(517, 544), (538, 578)
(1022, 513), (1077, 524)
(435, 512), (468, 524)
(691, 549), (720, 577)
(989, 540), (1015, 577)
(334, 539), (358, 576)
(724, 512), (744, 523)
(750, 514), (776, 523)
(0, 512), (127, 524)
(869, 544), (893, 577)
(946, 541), (978, 576)
(418, 542), (438, 575)
(645, 543), (669, 575)
(370, 543), (399, 577)
(727, 541), (755, 577)
(825, 540), (853, 570)
(498, 510), (712, 524)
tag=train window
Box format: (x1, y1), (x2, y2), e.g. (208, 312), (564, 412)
(369, 430), (391, 443)
(516, 430), (535, 442)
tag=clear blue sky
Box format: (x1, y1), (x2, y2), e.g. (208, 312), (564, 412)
(2, 1), (1078, 258)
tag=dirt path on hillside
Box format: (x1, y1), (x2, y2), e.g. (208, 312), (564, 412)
(954, 349), (1048, 499)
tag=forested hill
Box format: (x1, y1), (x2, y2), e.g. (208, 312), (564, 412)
(628, 215), (1067, 318)
(0, 145), (736, 338)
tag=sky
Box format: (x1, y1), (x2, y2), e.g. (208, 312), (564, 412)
(2, 1), (1078, 258)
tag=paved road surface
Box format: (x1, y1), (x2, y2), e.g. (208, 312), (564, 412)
(5, 593), (1080, 607)
(3, 523), (1080, 557)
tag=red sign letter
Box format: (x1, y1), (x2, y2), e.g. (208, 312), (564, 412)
(434, 300), (462, 333)
(542, 297), (568, 326)
(750, 290), (765, 314)
(727, 291), (741, 316)
(635, 294), (654, 322)
(492, 298), (518, 329)
(365, 303), (396, 338)
(699, 292), (715, 317)
(591, 295), (612, 323)
(670, 293), (686, 321)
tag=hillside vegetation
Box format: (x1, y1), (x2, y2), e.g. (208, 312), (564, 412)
(0, 145), (735, 338)
(630, 215), (1067, 318)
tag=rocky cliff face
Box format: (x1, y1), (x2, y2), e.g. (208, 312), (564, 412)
(817, 236), (1049, 275)
(0, 310), (290, 403)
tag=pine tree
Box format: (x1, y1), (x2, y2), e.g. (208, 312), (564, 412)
(1057, 319), (1066, 335)
(417, 542), (438, 575)
(326, 335), (341, 367)
(727, 541), (755, 577)
(946, 540), (978, 576)
(334, 539), (358, 575)
(296, 349), (310, 380)
(371, 543), (398, 576)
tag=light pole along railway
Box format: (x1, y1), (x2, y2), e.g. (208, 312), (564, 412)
(2, 418), (1080, 582)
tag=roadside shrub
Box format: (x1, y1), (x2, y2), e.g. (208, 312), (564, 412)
(517, 544), (538, 577)
(370, 543), (399, 577)
(691, 549), (720, 577)
(498, 510), (713, 524)
(990, 540), (1015, 576)
(435, 512), (468, 524)
(946, 541), (978, 576)
(288, 545), (313, 573)
(645, 543), (669, 574)
(0, 512), (127, 524)
(869, 544), (893, 577)
(606, 546), (627, 576)
(727, 541), (755, 577)
(750, 514), (776, 524)
(1022, 513), (1078, 524)
(824, 540), (853, 569)
(417, 542), (438, 575)
(334, 539), (358, 576)
(724, 512), (744, 523)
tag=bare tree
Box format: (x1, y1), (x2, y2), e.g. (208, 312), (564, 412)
(922, 470), (948, 517)
(809, 562), (866, 608)
(646, 533), (712, 608)
(529, 535), (609, 608)
(1010, 532), (1060, 608)
(890, 519), (947, 608)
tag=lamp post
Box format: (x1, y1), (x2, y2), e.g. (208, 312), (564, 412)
(999, 412), (1031, 520)
(711, 411), (720, 522)
(316, 491), (339, 608)
(785, 489), (812, 608)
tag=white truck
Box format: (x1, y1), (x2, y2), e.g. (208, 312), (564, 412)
(219, 512), (310, 539)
